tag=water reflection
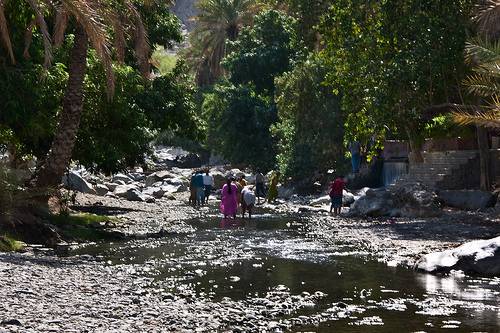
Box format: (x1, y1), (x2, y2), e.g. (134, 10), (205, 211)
(220, 218), (244, 229)
(417, 272), (500, 302)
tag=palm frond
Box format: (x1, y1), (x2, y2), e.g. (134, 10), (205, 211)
(0, 0), (15, 64)
(53, 6), (68, 48)
(187, 0), (258, 83)
(26, 0), (52, 67)
(474, 0), (500, 39)
(112, 14), (126, 63)
(464, 72), (500, 97)
(452, 110), (500, 128)
(22, 19), (36, 59)
(61, 0), (114, 96)
(465, 38), (500, 65)
(126, 1), (150, 78)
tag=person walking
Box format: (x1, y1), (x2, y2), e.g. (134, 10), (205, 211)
(203, 170), (214, 204)
(349, 140), (361, 174)
(194, 170), (205, 205)
(255, 171), (265, 204)
(220, 178), (238, 218)
(189, 172), (196, 205)
(241, 186), (256, 219)
(329, 175), (345, 216)
(267, 171), (280, 203)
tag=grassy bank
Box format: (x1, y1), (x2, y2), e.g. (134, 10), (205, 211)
(49, 212), (124, 242)
(0, 235), (25, 252)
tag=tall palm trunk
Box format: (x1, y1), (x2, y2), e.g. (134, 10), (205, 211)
(476, 125), (492, 191)
(34, 25), (88, 188)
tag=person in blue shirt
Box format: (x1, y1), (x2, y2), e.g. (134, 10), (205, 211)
(194, 170), (205, 205)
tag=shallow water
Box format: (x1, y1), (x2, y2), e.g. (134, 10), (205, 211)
(72, 215), (500, 332)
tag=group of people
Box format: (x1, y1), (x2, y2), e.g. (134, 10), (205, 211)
(191, 167), (345, 218)
(192, 169), (281, 219)
(220, 176), (256, 219)
(189, 169), (214, 206)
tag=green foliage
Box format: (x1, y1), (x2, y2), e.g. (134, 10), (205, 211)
(0, 0), (194, 175)
(75, 57), (153, 173)
(202, 82), (277, 170)
(135, 0), (183, 48)
(273, 57), (345, 179)
(151, 47), (178, 75)
(0, 165), (19, 214)
(282, 0), (331, 49)
(0, 63), (67, 159)
(137, 61), (204, 142)
(319, 0), (473, 148)
(224, 9), (304, 94)
(0, 235), (24, 252)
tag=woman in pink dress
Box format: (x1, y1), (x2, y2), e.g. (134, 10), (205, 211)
(220, 178), (238, 218)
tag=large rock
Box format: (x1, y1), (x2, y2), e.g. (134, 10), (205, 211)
(438, 190), (496, 210)
(211, 170), (227, 189)
(173, 153), (202, 168)
(95, 184), (109, 196)
(343, 190), (356, 206)
(349, 183), (440, 218)
(145, 170), (174, 187)
(165, 177), (189, 190)
(62, 171), (96, 194)
(310, 195), (330, 206)
(126, 188), (155, 203)
(128, 172), (145, 181)
(416, 236), (500, 276)
(104, 182), (119, 191)
(349, 188), (392, 217)
(142, 187), (165, 199)
(161, 184), (182, 194)
(112, 173), (133, 184)
(114, 184), (138, 198)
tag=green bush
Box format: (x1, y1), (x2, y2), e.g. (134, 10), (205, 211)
(202, 82), (277, 170)
(273, 57), (345, 180)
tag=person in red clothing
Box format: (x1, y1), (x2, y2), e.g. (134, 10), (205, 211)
(329, 175), (345, 215)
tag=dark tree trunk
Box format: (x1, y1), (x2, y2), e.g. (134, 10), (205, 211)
(33, 25), (88, 188)
(476, 125), (492, 191)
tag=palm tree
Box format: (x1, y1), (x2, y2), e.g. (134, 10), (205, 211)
(0, 0), (152, 188)
(453, 1), (500, 129)
(184, 0), (259, 85)
(452, 0), (500, 190)
(452, 38), (500, 129)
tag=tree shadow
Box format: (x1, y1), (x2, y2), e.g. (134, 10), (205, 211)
(352, 217), (500, 243)
(70, 205), (141, 216)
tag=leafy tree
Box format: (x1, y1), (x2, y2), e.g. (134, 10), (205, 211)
(202, 83), (276, 170)
(224, 9), (303, 94)
(319, 0), (472, 161)
(0, 63), (67, 163)
(137, 61), (204, 142)
(0, 1), (196, 176)
(273, 57), (344, 181)
(75, 58), (153, 174)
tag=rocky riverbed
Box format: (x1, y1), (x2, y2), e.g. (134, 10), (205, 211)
(2, 190), (500, 332)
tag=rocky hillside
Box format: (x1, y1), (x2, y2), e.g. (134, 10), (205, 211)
(171, 0), (199, 31)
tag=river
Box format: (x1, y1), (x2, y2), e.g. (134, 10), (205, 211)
(69, 213), (500, 332)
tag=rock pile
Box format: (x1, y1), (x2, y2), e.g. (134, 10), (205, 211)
(348, 182), (441, 218)
(61, 147), (262, 203)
